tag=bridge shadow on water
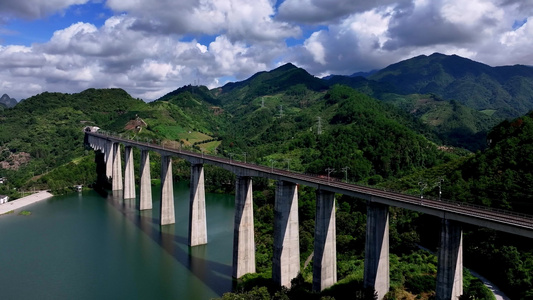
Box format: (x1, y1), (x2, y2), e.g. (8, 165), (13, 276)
(106, 191), (234, 297)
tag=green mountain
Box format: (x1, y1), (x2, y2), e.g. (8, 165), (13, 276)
(382, 112), (533, 299)
(325, 73), (499, 151)
(1, 89), (145, 155)
(1, 59), (531, 298)
(145, 85), (227, 149)
(368, 53), (533, 119)
(217, 63), (328, 110)
(119, 63), (450, 182)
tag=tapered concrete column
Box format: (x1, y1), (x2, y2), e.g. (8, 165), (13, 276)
(313, 189), (336, 292)
(273, 180), (300, 288)
(105, 141), (113, 179)
(123, 146), (136, 199)
(436, 219), (463, 300)
(139, 150), (152, 210)
(160, 155), (175, 225)
(189, 163), (207, 246)
(112, 143), (123, 191)
(364, 202), (390, 299)
(232, 176), (255, 278)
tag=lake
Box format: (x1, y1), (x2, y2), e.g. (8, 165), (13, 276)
(0, 182), (235, 300)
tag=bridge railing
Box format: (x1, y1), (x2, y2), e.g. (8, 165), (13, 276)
(89, 131), (533, 222)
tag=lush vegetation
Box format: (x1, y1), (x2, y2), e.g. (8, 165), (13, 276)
(368, 53), (533, 119)
(2, 56), (532, 299)
(381, 113), (533, 299)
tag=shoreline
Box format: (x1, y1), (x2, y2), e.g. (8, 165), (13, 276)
(0, 191), (54, 215)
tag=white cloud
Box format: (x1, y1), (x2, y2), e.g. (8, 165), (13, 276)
(0, 13), (289, 100)
(441, 0), (502, 27)
(105, 0), (300, 43)
(304, 32), (327, 65)
(291, 0), (533, 75)
(1, 0), (533, 102)
(196, 43), (208, 53)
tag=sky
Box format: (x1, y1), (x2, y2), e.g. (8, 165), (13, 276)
(0, 0), (532, 101)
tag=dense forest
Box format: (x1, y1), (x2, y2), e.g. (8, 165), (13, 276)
(1, 54), (533, 299)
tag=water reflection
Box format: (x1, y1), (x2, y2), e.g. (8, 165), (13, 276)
(106, 185), (233, 296)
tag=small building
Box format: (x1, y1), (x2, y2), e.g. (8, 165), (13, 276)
(0, 195), (8, 204)
(0, 177), (6, 184)
(75, 185), (83, 192)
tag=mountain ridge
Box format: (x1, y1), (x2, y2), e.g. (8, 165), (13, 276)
(367, 52), (533, 118)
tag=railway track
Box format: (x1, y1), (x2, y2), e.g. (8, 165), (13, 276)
(88, 132), (533, 233)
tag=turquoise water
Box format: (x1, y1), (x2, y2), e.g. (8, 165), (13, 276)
(0, 182), (235, 300)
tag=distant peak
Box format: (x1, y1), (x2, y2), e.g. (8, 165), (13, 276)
(0, 93), (17, 107)
(273, 62), (298, 72)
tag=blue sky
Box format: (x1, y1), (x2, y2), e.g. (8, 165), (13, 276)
(0, 0), (532, 101)
(2, 3), (109, 45)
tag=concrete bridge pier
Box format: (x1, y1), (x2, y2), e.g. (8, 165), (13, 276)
(232, 176), (256, 278)
(189, 163), (207, 246)
(364, 202), (390, 299)
(160, 155), (175, 225)
(139, 150), (152, 210)
(112, 142), (123, 191)
(313, 189), (336, 292)
(123, 146), (136, 199)
(273, 181), (300, 288)
(105, 140), (113, 180)
(436, 219), (463, 300)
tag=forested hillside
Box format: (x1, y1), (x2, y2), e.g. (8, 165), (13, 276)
(1, 54), (532, 299)
(206, 64), (449, 182)
(0, 89), (145, 195)
(0, 87), (226, 196)
(380, 112), (533, 299)
(368, 53), (533, 119)
(378, 93), (500, 151)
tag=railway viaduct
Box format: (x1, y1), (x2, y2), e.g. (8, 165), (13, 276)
(86, 131), (533, 300)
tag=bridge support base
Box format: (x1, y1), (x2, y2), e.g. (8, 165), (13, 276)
(273, 181), (300, 288)
(233, 176), (255, 278)
(112, 142), (123, 191)
(105, 140), (113, 180)
(189, 164), (207, 246)
(139, 150), (152, 210)
(124, 146), (136, 199)
(313, 189), (336, 292)
(436, 219), (463, 300)
(364, 202), (390, 299)
(160, 156), (175, 225)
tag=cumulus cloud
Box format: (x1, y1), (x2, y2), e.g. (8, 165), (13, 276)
(277, 0), (406, 24)
(1, 0), (533, 102)
(288, 8), (396, 75)
(0, 0), (89, 20)
(291, 0), (533, 75)
(383, 0), (505, 50)
(106, 0), (300, 43)
(0, 13), (288, 100)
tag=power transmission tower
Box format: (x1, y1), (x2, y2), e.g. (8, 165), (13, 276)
(261, 98), (265, 108)
(317, 117), (322, 135)
(279, 105), (283, 118)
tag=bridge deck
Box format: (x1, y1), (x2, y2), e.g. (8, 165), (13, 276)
(86, 132), (533, 238)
